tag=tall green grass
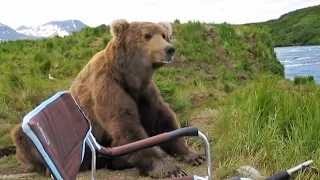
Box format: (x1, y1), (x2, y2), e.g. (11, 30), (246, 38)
(174, 21), (217, 62)
(211, 75), (320, 178)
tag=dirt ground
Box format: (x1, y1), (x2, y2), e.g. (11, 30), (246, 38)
(0, 154), (208, 180)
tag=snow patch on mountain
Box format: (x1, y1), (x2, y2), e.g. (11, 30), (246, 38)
(17, 24), (69, 37)
(16, 20), (88, 38)
(0, 23), (33, 41)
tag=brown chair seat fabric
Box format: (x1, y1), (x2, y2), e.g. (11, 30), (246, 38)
(22, 91), (92, 180)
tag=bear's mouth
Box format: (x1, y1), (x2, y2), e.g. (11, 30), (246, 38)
(155, 59), (172, 65)
(153, 56), (174, 69)
(162, 60), (172, 64)
(158, 55), (174, 64)
(153, 59), (172, 69)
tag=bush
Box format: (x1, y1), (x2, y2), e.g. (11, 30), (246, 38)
(293, 76), (315, 85)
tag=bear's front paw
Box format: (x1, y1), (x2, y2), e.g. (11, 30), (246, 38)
(180, 152), (206, 166)
(147, 160), (187, 179)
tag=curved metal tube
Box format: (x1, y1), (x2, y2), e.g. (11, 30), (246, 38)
(198, 131), (212, 180)
(86, 139), (96, 180)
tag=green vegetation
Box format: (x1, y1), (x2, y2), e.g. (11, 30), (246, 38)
(293, 76), (316, 85)
(0, 20), (319, 180)
(212, 75), (320, 179)
(248, 4), (320, 46)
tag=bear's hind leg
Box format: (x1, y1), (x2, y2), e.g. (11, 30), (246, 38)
(105, 121), (187, 178)
(106, 156), (134, 170)
(140, 82), (206, 167)
(11, 124), (49, 176)
(93, 86), (187, 178)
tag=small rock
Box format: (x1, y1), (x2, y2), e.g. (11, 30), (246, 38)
(237, 165), (261, 179)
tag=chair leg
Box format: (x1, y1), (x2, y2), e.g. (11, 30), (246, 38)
(86, 139), (96, 180)
(198, 131), (212, 180)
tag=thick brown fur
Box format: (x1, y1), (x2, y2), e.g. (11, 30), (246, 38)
(11, 19), (205, 179)
(10, 124), (51, 176)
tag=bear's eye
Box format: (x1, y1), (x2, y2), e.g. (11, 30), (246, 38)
(162, 33), (166, 39)
(144, 33), (152, 40)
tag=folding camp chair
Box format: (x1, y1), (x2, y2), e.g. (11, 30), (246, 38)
(21, 91), (213, 180)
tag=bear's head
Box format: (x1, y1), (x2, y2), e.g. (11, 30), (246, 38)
(110, 19), (175, 69)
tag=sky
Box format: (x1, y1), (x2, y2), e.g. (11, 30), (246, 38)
(1, 0), (320, 29)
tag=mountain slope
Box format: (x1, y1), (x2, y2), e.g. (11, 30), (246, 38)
(16, 20), (88, 38)
(0, 23), (36, 41)
(248, 4), (320, 46)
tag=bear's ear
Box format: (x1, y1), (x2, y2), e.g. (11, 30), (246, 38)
(158, 21), (173, 39)
(110, 19), (130, 37)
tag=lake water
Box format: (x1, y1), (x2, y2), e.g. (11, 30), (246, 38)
(274, 45), (320, 83)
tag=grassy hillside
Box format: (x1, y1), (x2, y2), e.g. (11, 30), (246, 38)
(1, 21), (320, 179)
(248, 4), (320, 47)
(0, 22), (284, 134)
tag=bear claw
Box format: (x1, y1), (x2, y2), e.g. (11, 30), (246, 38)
(147, 160), (187, 179)
(180, 153), (206, 166)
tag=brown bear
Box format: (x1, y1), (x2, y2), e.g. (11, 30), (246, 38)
(11, 19), (205, 179)
(68, 19), (206, 178)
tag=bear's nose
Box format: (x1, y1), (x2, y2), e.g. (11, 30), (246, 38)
(165, 46), (175, 56)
